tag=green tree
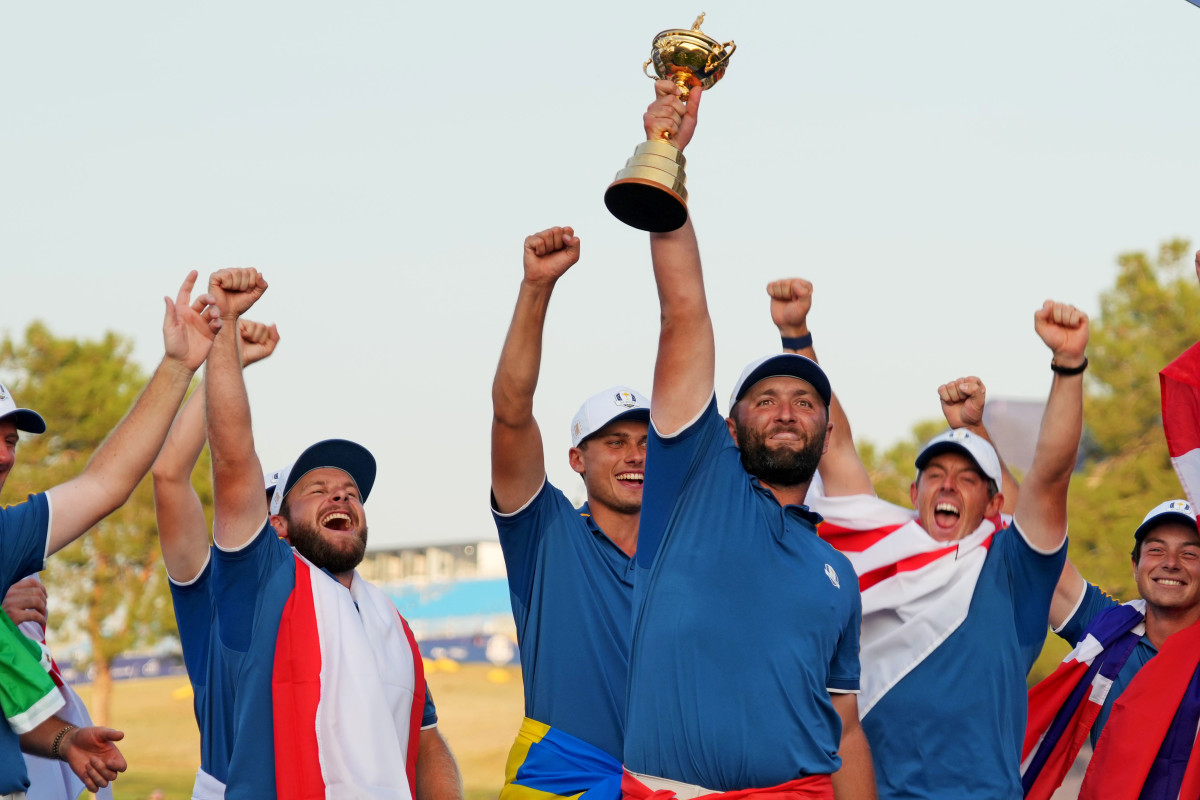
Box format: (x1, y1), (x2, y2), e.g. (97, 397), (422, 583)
(0, 322), (201, 725)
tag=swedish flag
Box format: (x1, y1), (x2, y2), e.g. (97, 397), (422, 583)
(501, 718), (623, 800)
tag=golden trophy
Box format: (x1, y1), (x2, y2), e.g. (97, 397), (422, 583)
(604, 13), (735, 233)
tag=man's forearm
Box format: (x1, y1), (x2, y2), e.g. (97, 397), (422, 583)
(650, 219), (715, 434)
(416, 728), (463, 800)
(493, 279), (555, 425)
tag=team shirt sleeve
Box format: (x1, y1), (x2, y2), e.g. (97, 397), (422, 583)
(1003, 519), (1069, 655)
(1055, 582), (1120, 647)
(827, 560), (863, 693)
(421, 684), (438, 728)
(637, 395), (724, 569)
(491, 478), (554, 621)
(0, 494), (51, 592)
(214, 516), (285, 652)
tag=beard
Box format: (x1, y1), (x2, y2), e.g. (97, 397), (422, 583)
(286, 517), (369, 575)
(735, 421), (825, 488)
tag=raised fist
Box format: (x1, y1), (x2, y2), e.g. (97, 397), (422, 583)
(209, 268), (268, 319)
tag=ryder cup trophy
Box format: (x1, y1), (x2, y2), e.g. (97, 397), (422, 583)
(604, 14), (735, 233)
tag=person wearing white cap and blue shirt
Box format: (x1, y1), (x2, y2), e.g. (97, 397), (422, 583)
(762, 273), (1090, 800)
(622, 80), (875, 800)
(0, 271), (221, 797)
(1024, 499), (1200, 798)
(492, 225), (650, 800)
(202, 268), (461, 800)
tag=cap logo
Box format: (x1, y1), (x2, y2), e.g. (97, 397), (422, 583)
(824, 563), (840, 589)
(0, 385), (7, 402)
(573, 422), (583, 437)
(613, 391), (638, 408)
(1169, 500), (1192, 513)
(947, 429), (970, 442)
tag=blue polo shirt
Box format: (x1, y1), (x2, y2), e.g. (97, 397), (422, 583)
(625, 398), (861, 790)
(0, 494), (51, 794)
(169, 549), (237, 783)
(493, 481), (635, 761)
(864, 521), (1066, 800)
(211, 520), (437, 799)
(1056, 582), (1153, 749)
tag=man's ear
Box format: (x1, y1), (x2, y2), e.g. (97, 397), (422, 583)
(984, 492), (1004, 520)
(726, 417), (739, 446)
(568, 447), (586, 476)
(910, 481), (919, 507)
(271, 514), (290, 542)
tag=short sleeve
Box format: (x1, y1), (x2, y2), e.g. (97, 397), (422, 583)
(638, 396), (725, 568)
(1002, 521), (1068, 643)
(214, 517), (288, 651)
(828, 567), (862, 693)
(1055, 582), (1120, 648)
(0, 494), (50, 592)
(492, 479), (559, 616)
(421, 684), (437, 728)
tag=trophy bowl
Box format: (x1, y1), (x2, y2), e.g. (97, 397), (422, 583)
(645, 23), (735, 97)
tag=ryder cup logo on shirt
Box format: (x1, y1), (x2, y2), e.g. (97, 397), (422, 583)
(824, 563), (840, 589)
(613, 391), (638, 408)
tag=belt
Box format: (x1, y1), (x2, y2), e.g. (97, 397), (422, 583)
(626, 770), (717, 799)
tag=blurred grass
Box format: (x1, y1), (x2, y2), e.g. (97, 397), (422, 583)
(69, 663), (524, 800)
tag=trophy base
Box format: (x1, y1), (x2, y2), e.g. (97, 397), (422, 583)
(604, 178), (688, 233)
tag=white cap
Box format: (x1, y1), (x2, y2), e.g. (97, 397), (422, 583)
(1134, 499), (1198, 541)
(0, 383), (46, 434)
(570, 386), (650, 447)
(915, 429), (1002, 486)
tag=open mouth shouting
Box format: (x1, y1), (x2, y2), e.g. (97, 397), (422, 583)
(933, 501), (962, 531)
(321, 511), (356, 533)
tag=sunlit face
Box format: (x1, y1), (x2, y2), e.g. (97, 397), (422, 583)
(910, 451), (1002, 542)
(272, 467), (368, 576)
(569, 419), (648, 516)
(1134, 522), (1200, 615)
(727, 376), (831, 488)
(0, 419), (18, 495)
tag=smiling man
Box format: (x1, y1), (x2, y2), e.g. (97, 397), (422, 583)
(491, 226), (649, 800)
(1024, 500), (1200, 799)
(203, 268), (462, 800)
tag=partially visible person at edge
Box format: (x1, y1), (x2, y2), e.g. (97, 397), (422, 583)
(1022, 250), (1200, 800)
(0, 271), (220, 795)
(150, 317), (278, 800)
(621, 81), (876, 800)
(491, 225), (649, 800)
(773, 276), (1087, 799)
(201, 267), (463, 800)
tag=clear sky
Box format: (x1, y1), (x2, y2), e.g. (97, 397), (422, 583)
(3, 1), (1198, 548)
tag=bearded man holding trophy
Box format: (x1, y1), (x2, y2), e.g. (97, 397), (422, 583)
(608, 15), (878, 800)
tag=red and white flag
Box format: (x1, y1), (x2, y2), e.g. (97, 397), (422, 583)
(808, 486), (997, 716)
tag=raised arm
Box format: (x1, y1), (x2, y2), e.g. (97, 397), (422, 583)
(645, 81), (713, 434)
(491, 227), (581, 512)
(153, 319), (279, 579)
(768, 278), (874, 496)
(205, 268), (270, 550)
(45, 272), (217, 555)
(1011, 301), (1088, 552)
(937, 376), (1020, 514)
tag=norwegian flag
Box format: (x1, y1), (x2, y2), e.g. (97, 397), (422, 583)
(1020, 602), (1144, 800)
